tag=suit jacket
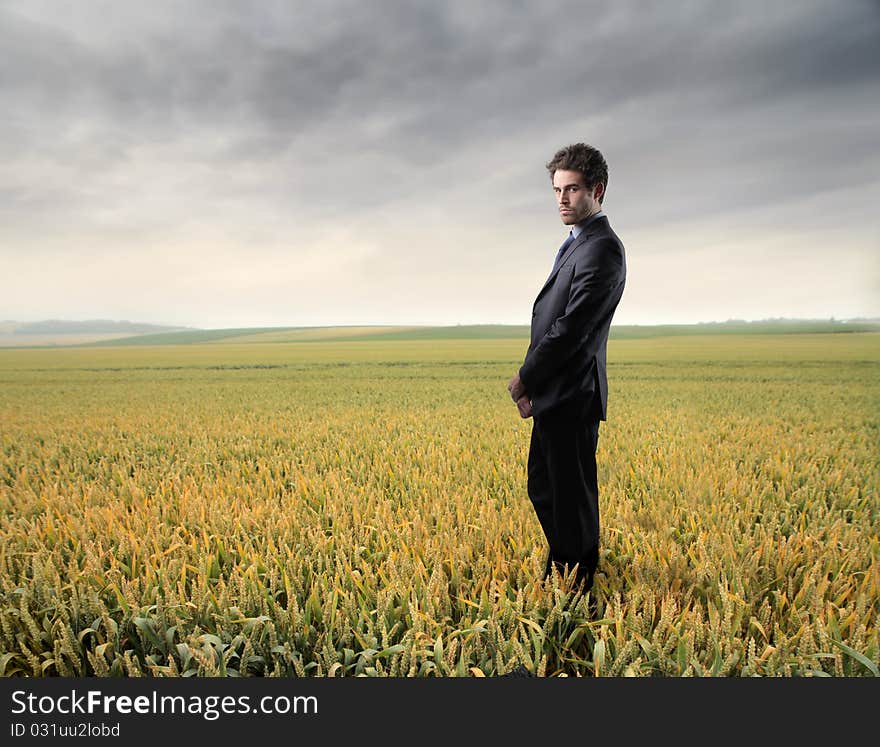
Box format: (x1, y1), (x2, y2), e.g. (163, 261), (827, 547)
(519, 214), (626, 419)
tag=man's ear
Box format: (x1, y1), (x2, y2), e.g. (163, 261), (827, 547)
(593, 182), (605, 203)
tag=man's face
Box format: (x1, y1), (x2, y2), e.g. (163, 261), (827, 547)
(552, 169), (603, 225)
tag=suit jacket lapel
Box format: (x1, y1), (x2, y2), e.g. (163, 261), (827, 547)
(534, 217), (607, 302)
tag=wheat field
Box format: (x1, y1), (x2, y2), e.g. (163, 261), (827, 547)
(1, 332), (878, 676)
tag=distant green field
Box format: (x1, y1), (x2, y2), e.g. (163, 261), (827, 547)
(80, 324), (532, 347)
(1, 332), (877, 371)
(2, 319), (878, 349)
(88, 319), (880, 346)
(0, 332), (877, 677)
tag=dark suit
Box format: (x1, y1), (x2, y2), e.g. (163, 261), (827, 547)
(518, 214), (626, 586)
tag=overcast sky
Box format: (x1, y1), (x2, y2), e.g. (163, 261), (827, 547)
(2, 0), (878, 327)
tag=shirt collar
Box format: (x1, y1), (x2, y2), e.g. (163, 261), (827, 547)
(571, 210), (605, 239)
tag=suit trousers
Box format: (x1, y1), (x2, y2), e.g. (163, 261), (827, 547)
(527, 398), (601, 584)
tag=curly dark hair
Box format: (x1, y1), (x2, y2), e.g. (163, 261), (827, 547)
(546, 143), (608, 204)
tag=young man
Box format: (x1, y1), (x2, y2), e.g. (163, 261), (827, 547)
(507, 143), (627, 591)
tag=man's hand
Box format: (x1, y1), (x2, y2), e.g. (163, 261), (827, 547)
(508, 372), (526, 402)
(516, 395), (533, 419)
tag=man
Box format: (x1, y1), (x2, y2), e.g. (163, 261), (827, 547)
(508, 143), (626, 591)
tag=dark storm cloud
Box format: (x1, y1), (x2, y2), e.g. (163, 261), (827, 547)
(3, 2), (877, 140)
(2, 1), (878, 209)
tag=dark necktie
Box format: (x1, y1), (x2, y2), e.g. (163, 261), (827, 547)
(550, 231), (575, 275)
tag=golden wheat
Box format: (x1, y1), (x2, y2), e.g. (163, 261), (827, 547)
(0, 333), (877, 676)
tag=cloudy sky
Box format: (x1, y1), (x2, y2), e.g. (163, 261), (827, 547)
(2, 0), (878, 328)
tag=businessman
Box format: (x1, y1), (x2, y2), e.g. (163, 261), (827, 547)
(508, 143), (626, 591)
